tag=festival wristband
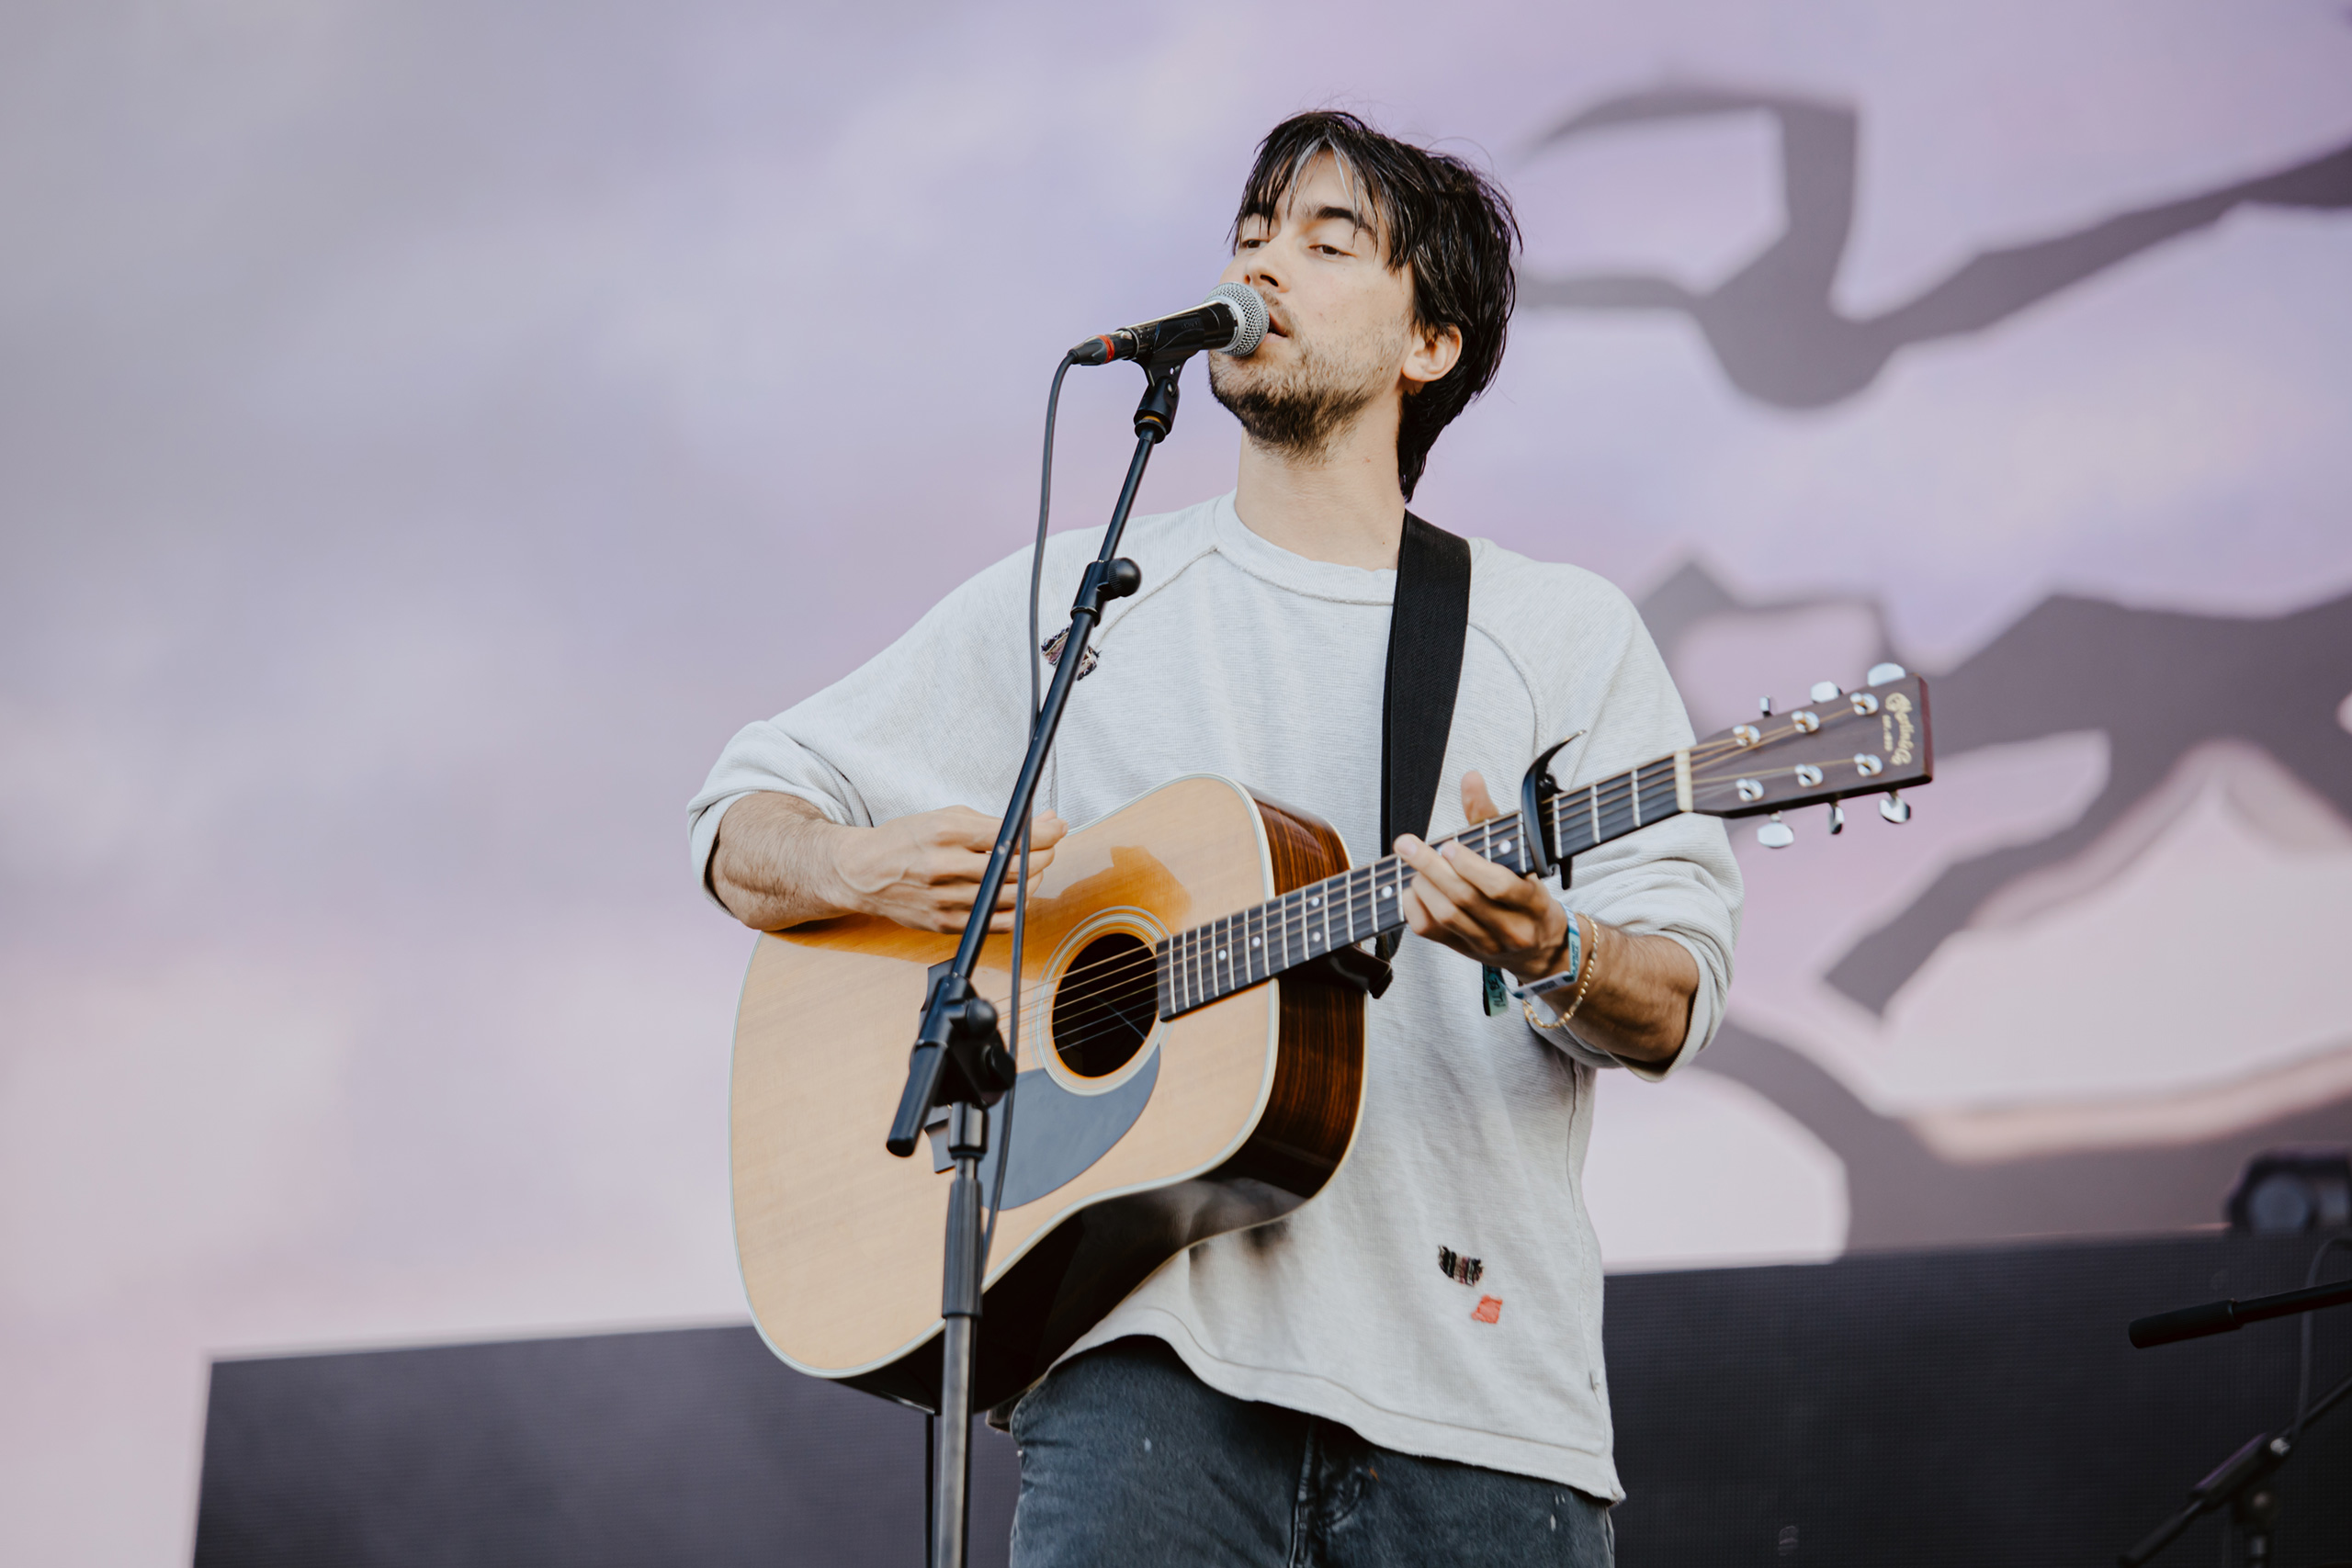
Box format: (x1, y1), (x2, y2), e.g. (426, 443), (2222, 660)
(1507, 912), (1583, 1002)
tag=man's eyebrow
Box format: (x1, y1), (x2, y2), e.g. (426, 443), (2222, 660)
(1307, 203), (1374, 237)
(1237, 191), (1384, 247)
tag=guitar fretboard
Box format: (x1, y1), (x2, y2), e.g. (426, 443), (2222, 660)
(1156, 750), (1690, 1018)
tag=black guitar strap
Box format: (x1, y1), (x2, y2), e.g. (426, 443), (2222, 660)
(1373, 512), (1473, 975)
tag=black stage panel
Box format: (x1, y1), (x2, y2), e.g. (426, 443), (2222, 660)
(1606, 1233), (2352, 1567)
(193, 1324), (1019, 1568)
(194, 1235), (2350, 1566)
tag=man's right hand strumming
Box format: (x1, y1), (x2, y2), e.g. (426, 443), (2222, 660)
(708, 792), (1066, 935)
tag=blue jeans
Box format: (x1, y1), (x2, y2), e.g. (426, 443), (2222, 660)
(1007, 1337), (1614, 1568)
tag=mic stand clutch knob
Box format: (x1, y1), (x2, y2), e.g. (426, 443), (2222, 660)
(1073, 557), (1142, 616)
(886, 978), (1012, 1158)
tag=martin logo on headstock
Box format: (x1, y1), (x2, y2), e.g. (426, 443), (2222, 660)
(1690, 660), (1932, 847)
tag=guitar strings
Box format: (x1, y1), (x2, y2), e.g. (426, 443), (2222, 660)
(970, 767), (1656, 1019)
(1019, 761), (1862, 1063)
(1013, 780), (1829, 1053)
(973, 837), (1454, 1014)
(999, 743), (1714, 1009)
(982, 762), (1684, 1018)
(1000, 782), (1572, 999)
(970, 715), (1881, 1044)
(977, 793), (1613, 1044)
(1014, 768), (1832, 1062)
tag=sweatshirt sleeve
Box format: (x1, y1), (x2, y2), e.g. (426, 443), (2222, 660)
(686, 540), (1051, 906)
(1515, 571), (1745, 1082)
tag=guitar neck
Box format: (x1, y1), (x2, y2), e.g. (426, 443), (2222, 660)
(1157, 750), (1691, 1019)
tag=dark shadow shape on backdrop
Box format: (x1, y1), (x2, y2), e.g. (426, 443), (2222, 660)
(1702, 1021), (2352, 1247)
(1520, 85), (2352, 408)
(1633, 569), (2352, 1243)
(1634, 565), (2352, 1018)
(1823, 586), (2352, 1013)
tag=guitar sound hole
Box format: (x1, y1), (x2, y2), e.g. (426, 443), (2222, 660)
(1052, 931), (1159, 1079)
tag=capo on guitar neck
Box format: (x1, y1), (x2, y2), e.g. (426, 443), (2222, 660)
(1519, 731), (1587, 888)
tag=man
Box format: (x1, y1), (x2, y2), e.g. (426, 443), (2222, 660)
(691, 112), (1741, 1565)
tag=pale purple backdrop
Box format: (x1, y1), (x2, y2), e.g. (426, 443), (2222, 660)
(4, 2), (2350, 1560)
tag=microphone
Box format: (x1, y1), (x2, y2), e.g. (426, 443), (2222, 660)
(1069, 282), (1269, 367)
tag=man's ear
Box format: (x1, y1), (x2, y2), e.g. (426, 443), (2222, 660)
(1402, 322), (1464, 394)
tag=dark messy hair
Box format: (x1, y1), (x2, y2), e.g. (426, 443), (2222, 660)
(1229, 111), (1521, 501)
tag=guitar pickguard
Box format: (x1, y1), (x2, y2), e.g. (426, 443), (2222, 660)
(934, 1055), (1161, 1209)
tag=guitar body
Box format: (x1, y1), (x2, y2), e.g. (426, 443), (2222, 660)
(729, 775), (1366, 1412)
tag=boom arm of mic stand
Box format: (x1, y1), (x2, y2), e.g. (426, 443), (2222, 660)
(2129, 1275), (2352, 1348)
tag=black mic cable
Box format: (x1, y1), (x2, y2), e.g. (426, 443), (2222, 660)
(978, 291), (1263, 1324)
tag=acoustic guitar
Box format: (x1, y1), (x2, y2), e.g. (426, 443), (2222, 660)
(730, 671), (1932, 1411)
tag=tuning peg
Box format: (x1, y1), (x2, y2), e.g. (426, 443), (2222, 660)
(1826, 800), (1845, 836)
(1879, 790), (1910, 824)
(1866, 662), (1907, 687)
(1758, 695), (1774, 717)
(1757, 812), (1794, 850)
(1809, 681), (1843, 704)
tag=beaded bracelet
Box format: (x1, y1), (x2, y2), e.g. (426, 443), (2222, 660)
(1557, 916), (1603, 1024)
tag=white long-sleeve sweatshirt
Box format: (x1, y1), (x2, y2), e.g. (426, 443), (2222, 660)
(690, 492), (1742, 1501)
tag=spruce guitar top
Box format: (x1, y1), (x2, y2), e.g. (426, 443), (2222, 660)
(729, 671), (1932, 1411)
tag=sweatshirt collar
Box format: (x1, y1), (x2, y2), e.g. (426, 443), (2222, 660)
(1209, 491), (1398, 606)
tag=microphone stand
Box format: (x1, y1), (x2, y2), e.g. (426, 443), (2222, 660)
(884, 350), (1189, 1568)
(2119, 1283), (2352, 1566)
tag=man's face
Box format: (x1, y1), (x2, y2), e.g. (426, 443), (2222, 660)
(1210, 152), (1426, 459)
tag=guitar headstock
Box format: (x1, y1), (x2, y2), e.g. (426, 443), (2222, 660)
(1687, 666), (1932, 824)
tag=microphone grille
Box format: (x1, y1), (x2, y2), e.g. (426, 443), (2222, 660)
(1205, 282), (1269, 358)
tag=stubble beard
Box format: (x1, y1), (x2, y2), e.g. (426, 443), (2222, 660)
(1209, 330), (1392, 464)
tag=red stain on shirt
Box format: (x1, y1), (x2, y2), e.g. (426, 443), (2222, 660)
(1471, 1295), (1503, 1324)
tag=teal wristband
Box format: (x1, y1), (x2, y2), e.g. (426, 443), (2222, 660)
(1508, 913), (1583, 1002)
